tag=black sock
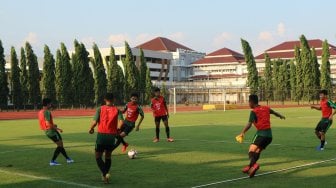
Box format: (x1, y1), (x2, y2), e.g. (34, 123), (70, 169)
(52, 147), (61, 161)
(120, 137), (127, 145)
(96, 157), (106, 176)
(248, 152), (259, 167)
(59, 147), (69, 159)
(321, 140), (325, 148)
(156, 127), (160, 139)
(165, 126), (170, 138)
(105, 158), (111, 175)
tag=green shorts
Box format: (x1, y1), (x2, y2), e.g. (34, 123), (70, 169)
(95, 133), (117, 152)
(120, 121), (135, 135)
(45, 129), (62, 142)
(315, 118), (332, 133)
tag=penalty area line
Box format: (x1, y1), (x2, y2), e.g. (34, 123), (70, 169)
(0, 169), (101, 188)
(191, 157), (336, 188)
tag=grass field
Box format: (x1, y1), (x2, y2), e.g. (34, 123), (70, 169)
(1, 107), (336, 188)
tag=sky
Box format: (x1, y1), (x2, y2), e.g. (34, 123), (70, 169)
(1, 0), (336, 56)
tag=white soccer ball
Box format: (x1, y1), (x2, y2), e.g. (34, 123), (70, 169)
(127, 149), (138, 159)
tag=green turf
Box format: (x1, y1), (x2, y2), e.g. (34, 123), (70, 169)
(1, 108), (336, 188)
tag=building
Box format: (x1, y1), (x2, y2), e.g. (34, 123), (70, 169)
(85, 46), (173, 82)
(191, 47), (247, 87)
(136, 37), (205, 82)
(255, 39), (336, 83)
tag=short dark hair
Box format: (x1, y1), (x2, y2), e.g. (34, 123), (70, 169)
(154, 87), (160, 92)
(131, 93), (139, 98)
(319, 89), (328, 95)
(42, 98), (52, 106)
(104, 93), (114, 101)
(249, 94), (259, 104)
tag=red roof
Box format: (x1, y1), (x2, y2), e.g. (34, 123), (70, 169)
(136, 37), (193, 52)
(193, 48), (244, 65)
(255, 39), (336, 60)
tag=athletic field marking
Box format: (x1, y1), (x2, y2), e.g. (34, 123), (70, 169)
(191, 157), (336, 188)
(0, 169), (101, 188)
(175, 139), (282, 146)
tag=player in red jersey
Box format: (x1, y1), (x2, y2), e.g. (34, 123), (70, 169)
(151, 87), (173, 142)
(311, 90), (336, 151)
(89, 93), (124, 184)
(114, 93), (144, 153)
(237, 95), (285, 178)
(38, 98), (73, 166)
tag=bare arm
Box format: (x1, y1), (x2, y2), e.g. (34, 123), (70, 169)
(311, 106), (321, 110)
(240, 122), (253, 136)
(270, 110), (286, 119)
(136, 115), (144, 131)
(164, 100), (169, 117)
(89, 121), (98, 134)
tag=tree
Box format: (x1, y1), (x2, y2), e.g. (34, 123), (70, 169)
(72, 40), (94, 107)
(272, 60), (280, 101)
(20, 47), (28, 108)
(10, 47), (22, 109)
(107, 46), (125, 103)
(311, 48), (321, 97)
(278, 60), (289, 103)
(55, 43), (73, 107)
(263, 53), (273, 102)
(300, 35), (315, 101)
(41, 45), (56, 102)
(144, 67), (152, 104)
(241, 39), (259, 94)
(0, 40), (9, 110)
(139, 49), (147, 94)
(289, 60), (296, 100)
(294, 45), (303, 103)
(320, 40), (332, 94)
(25, 42), (41, 107)
(92, 43), (107, 106)
(123, 42), (139, 98)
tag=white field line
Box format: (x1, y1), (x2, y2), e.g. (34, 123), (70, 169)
(191, 157), (336, 188)
(0, 169), (101, 188)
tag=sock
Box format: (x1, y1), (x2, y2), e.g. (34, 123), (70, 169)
(105, 158), (111, 175)
(52, 147), (61, 161)
(156, 127), (160, 139)
(165, 126), (170, 138)
(59, 147), (70, 159)
(248, 152), (259, 167)
(120, 137), (127, 145)
(321, 140), (325, 148)
(96, 157), (106, 176)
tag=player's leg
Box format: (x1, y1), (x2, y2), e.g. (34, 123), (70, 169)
(119, 125), (134, 152)
(112, 124), (127, 151)
(54, 131), (73, 163)
(47, 130), (63, 165)
(316, 119), (330, 150)
(103, 150), (112, 184)
(153, 117), (161, 142)
(162, 116), (173, 142)
(95, 150), (106, 181)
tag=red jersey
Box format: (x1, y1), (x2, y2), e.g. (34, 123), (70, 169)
(124, 102), (144, 122)
(97, 105), (120, 134)
(151, 96), (167, 117)
(38, 109), (53, 130)
(321, 98), (333, 118)
(252, 106), (271, 130)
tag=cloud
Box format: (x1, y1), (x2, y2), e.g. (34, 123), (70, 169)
(81, 37), (95, 47)
(107, 34), (130, 46)
(168, 32), (185, 42)
(277, 22), (285, 36)
(212, 32), (233, 48)
(134, 33), (157, 45)
(258, 31), (273, 41)
(23, 32), (39, 45)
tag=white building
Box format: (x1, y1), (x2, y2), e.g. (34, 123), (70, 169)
(255, 39), (336, 83)
(136, 37), (205, 82)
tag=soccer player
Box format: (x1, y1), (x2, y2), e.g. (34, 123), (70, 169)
(38, 98), (74, 166)
(114, 93), (144, 153)
(311, 89), (336, 151)
(89, 93), (124, 184)
(237, 94), (285, 178)
(151, 87), (174, 142)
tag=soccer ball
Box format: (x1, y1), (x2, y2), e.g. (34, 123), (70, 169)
(127, 149), (138, 159)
